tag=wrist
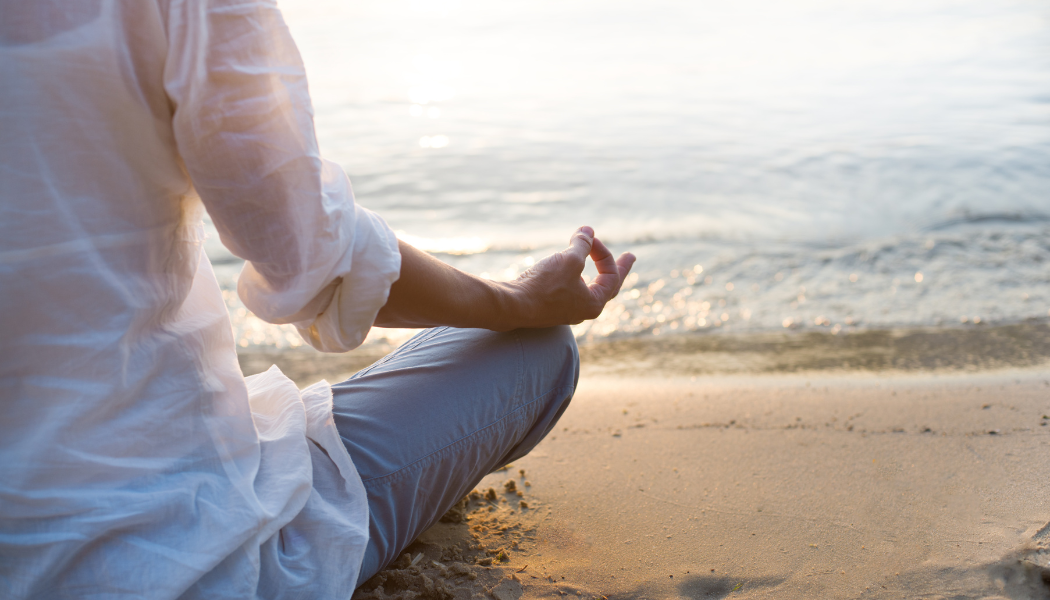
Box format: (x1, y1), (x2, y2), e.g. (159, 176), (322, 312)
(483, 280), (528, 331)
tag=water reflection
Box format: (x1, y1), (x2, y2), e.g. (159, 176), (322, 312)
(207, 0), (1050, 350)
(418, 135), (449, 148)
(394, 231), (487, 254)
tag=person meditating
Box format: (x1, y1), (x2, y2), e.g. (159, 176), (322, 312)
(0, 1), (634, 598)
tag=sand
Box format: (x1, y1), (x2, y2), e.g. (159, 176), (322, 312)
(352, 369), (1050, 600)
(238, 326), (1050, 599)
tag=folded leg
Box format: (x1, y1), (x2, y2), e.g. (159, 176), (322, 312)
(330, 325), (579, 585)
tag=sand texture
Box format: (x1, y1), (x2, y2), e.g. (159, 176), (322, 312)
(353, 370), (1050, 600)
(237, 328), (1050, 598)
(352, 478), (553, 600)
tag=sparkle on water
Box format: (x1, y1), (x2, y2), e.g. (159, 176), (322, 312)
(205, 0), (1050, 351)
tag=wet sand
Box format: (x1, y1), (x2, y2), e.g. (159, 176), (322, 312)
(239, 327), (1050, 599)
(353, 371), (1050, 599)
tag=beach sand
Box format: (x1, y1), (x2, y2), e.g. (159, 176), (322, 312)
(350, 371), (1050, 600)
(240, 326), (1050, 599)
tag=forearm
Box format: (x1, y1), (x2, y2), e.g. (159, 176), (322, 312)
(374, 228), (635, 332)
(373, 240), (520, 331)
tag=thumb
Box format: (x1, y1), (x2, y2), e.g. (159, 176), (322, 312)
(563, 226), (594, 265)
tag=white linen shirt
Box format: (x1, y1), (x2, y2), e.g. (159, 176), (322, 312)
(0, 0), (401, 598)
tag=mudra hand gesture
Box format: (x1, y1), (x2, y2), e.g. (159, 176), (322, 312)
(375, 226), (636, 331)
(511, 226), (636, 327)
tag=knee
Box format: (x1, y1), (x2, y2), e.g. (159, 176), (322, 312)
(517, 325), (579, 390)
(499, 326), (578, 465)
(550, 325), (580, 379)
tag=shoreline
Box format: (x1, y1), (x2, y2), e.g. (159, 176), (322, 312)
(239, 322), (1050, 387)
(577, 321), (1050, 377)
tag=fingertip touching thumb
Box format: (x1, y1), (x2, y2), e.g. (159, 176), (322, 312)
(566, 226), (595, 258)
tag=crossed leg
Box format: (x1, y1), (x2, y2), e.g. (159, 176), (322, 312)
(330, 326), (579, 586)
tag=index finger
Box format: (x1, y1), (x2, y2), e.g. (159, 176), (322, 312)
(589, 237), (618, 275)
(587, 237), (625, 302)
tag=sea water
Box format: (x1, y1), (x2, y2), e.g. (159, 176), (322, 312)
(209, 0), (1050, 350)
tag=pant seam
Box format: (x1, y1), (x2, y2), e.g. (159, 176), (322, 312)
(512, 329), (525, 410)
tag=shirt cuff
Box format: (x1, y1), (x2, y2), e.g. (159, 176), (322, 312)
(295, 204), (401, 353)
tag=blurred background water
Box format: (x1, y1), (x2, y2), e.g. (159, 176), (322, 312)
(209, 0), (1050, 350)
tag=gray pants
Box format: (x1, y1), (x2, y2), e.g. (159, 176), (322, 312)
(330, 326), (579, 586)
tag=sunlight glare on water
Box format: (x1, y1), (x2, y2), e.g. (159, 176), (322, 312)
(210, 0), (1050, 349)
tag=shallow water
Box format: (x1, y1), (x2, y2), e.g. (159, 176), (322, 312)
(209, 0), (1050, 350)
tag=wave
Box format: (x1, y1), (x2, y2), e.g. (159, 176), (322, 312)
(923, 210), (1050, 232)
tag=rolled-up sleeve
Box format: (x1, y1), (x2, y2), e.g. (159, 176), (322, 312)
(163, 0), (400, 352)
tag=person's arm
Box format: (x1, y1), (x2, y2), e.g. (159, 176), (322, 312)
(165, 0), (401, 353)
(375, 227), (635, 331)
(164, 0), (631, 348)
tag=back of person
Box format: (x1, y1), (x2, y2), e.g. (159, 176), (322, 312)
(0, 1), (370, 597)
(0, 2), (635, 598)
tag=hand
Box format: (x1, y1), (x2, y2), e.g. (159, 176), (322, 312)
(374, 227), (634, 332)
(507, 226), (636, 328)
